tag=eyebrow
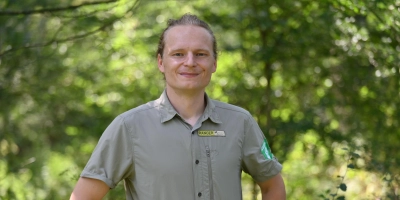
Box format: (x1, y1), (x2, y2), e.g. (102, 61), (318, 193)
(168, 48), (211, 53)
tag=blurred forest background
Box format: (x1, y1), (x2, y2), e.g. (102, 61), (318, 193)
(1, 0), (399, 199)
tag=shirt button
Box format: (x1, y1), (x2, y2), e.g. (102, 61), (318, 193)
(192, 131), (195, 134)
(198, 192), (202, 197)
(195, 160), (199, 164)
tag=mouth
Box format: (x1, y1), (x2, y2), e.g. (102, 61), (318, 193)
(179, 72), (199, 78)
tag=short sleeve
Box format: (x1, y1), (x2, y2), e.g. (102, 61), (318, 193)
(80, 116), (134, 188)
(241, 116), (282, 183)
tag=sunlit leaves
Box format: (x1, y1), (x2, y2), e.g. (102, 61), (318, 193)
(1, 0), (399, 199)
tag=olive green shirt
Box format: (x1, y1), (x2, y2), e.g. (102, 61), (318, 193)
(81, 90), (282, 200)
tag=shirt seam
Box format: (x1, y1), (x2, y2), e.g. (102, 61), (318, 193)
(120, 104), (159, 119)
(119, 116), (136, 179)
(241, 115), (253, 171)
(213, 103), (252, 117)
(252, 159), (283, 182)
(81, 169), (116, 188)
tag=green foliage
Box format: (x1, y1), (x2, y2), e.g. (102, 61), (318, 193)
(336, 196), (345, 200)
(339, 184), (347, 192)
(1, 0), (399, 199)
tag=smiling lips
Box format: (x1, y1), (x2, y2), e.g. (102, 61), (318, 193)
(179, 72), (200, 77)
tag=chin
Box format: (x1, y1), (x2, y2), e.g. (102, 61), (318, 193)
(177, 86), (205, 92)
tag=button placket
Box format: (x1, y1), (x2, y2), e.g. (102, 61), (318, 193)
(191, 128), (203, 199)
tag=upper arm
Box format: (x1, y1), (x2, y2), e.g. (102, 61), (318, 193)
(241, 116), (282, 181)
(257, 173), (286, 200)
(70, 177), (110, 200)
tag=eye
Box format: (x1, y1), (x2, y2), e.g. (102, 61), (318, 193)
(196, 53), (207, 56)
(173, 53), (184, 57)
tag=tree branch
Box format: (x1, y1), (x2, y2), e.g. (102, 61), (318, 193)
(333, 1), (400, 39)
(0, 0), (140, 58)
(0, 21), (112, 57)
(368, 8), (400, 39)
(48, 3), (119, 19)
(0, 0), (119, 16)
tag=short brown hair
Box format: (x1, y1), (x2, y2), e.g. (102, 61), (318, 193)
(156, 13), (218, 59)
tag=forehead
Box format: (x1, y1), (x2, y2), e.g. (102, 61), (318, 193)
(163, 25), (213, 49)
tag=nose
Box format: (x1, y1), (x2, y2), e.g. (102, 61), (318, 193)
(184, 52), (195, 67)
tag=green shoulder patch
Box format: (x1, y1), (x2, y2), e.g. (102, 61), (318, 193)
(261, 139), (274, 160)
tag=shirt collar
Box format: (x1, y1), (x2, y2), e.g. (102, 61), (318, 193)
(156, 89), (222, 124)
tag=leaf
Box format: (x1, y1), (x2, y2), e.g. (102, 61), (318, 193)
(347, 164), (355, 169)
(336, 196), (345, 200)
(339, 183), (347, 191)
(325, 189), (331, 194)
(351, 152), (360, 158)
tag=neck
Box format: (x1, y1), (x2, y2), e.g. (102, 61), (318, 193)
(165, 87), (206, 126)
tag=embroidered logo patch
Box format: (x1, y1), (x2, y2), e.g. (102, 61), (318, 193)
(261, 139), (274, 160)
(198, 130), (226, 137)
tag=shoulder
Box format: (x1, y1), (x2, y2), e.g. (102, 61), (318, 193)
(117, 100), (159, 122)
(211, 99), (253, 119)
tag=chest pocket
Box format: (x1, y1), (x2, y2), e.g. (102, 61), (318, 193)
(198, 132), (242, 200)
(205, 145), (215, 200)
(200, 138), (220, 200)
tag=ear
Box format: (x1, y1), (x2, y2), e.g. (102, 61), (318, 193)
(157, 54), (165, 73)
(211, 59), (217, 73)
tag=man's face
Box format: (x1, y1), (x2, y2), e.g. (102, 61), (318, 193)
(158, 25), (217, 93)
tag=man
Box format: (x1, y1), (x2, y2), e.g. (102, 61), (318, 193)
(70, 14), (286, 200)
